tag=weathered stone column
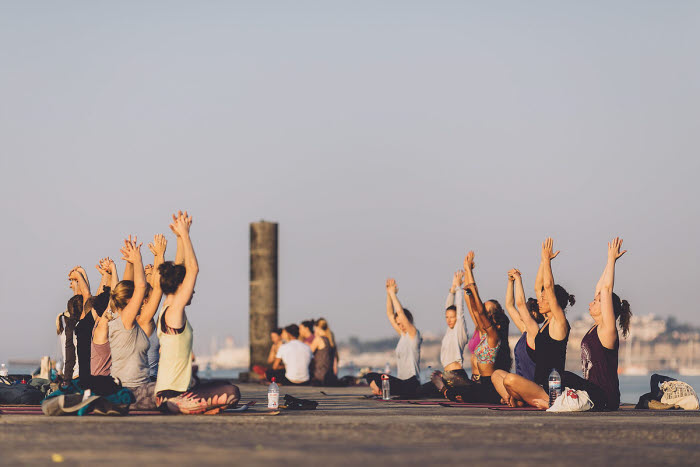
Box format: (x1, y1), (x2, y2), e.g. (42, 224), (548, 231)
(249, 221), (278, 373)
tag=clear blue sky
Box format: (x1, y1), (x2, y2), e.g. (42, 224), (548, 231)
(1, 1), (698, 359)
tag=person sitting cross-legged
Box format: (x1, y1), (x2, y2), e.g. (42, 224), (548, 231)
(266, 324), (314, 385)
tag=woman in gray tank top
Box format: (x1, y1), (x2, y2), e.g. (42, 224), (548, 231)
(364, 278), (422, 398)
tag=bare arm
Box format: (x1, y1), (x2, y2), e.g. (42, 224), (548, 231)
(118, 237), (147, 330)
(540, 238), (568, 340)
(108, 259), (119, 290)
(513, 270), (540, 347)
(175, 235), (184, 265)
(137, 234), (167, 332)
(95, 258), (111, 295)
(464, 251), (499, 346)
(272, 357), (284, 370)
(385, 280), (402, 335)
(505, 270), (525, 332)
(598, 237), (626, 348)
(386, 278), (416, 337)
(534, 257), (544, 297)
(163, 212), (198, 330)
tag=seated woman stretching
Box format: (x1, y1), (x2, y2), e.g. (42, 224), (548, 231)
(267, 324), (314, 385)
(155, 211), (240, 414)
(502, 238), (575, 408)
(365, 278), (422, 398)
(558, 238), (630, 410)
(490, 268), (545, 400)
(431, 252), (511, 404)
(418, 271), (470, 396)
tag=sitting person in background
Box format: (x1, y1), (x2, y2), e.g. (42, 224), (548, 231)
(251, 328), (283, 378)
(310, 319), (338, 386)
(267, 324), (314, 385)
(299, 320), (316, 345)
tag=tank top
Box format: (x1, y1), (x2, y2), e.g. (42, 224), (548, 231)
(514, 332), (536, 381)
(312, 337), (334, 382)
(108, 316), (150, 387)
(155, 304), (194, 395)
(581, 326), (620, 410)
(91, 324), (112, 377)
(534, 320), (570, 388)
(75, 312), (95, 377)
(396, 331), (421, 381)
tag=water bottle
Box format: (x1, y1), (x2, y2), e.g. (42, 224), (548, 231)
(548, 368), (561, 406)
(384, 362), (391, 375)
(267, 377), (279, 409)
(381, 374), (391, 400)
(0, 363), (8, 377)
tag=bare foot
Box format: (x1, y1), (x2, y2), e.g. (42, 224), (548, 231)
(369, 381), (381, 396)
(532, 398), (549, 410)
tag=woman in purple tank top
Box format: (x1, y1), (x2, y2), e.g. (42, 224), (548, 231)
(559, 237), (631, 411)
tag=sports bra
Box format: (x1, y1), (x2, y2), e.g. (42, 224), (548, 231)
(474, 334), (499, 365)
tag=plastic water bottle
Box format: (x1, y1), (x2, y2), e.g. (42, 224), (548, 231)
(0, 363), (8, 377)
(267, 377), (279, 409)
(384, 362), (391, 375)
(548, 368), (561, 406)
(381, 374), (391, 400)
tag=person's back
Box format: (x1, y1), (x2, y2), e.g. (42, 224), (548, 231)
(312, 336), (334, 384)
(109, 316), (150, 387)
(396, 330), (421, 381)
(277, 340), (313, 384)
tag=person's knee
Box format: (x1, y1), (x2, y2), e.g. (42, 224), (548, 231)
(503, 373), (517, 390)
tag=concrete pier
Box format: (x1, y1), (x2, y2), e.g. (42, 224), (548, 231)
(249, 221), (278, 373)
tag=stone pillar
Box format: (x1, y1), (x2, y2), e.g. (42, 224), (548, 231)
(249, 221), (278, 373)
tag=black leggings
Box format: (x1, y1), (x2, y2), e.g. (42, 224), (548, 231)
(364, 373), (419, 398)
(265, 368), (309, 386)
(416, 369), (471, 398)
(560, 371), (613, 411)
(444, 375), (501, 404)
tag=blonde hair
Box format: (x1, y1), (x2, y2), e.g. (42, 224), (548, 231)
(315, 318), (335, 348)
(110, 280), (135, 312)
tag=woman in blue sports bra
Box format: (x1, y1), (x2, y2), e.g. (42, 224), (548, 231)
(431, 251), (512, 404)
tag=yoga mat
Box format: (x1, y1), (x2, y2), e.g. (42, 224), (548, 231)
(439, 403), (502, 408)
(488, 406), (544, 411)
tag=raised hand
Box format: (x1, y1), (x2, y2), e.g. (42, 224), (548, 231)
(507, 268), (519, 281)
(452, 270), (465, 289)
(463, 251), (476, 271)
(608, 237), (627, 261)
(120, 236), (143, 264)
(386, 278), (398, 294)
(169, 211), (192, 238)
(148, 233), (168, 257)
(541, 237), (560, 261)
(144, 263), (154, 276)
(96, 258), (111, 276)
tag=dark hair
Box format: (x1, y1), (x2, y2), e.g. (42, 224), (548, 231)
(395, 308), (414, 324)
(486, 300), (512, 371)
(285, 324), (300, 339)
(301, 320), (315, 331)
(67, 295), (83, 322)
(553, 284), (575, 311)
(159, 262), (186, 295)
(526, 298), (545, 324)
(143, 283), (153, 303)
(612, 293), (632, 338)
(89, 290), (110, 317)
(445, 305), (457, 313)
(272, 328), (283, 336)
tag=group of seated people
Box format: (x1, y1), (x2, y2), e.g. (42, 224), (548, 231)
(367, 237), (631, 411)
(55, 211), (240, 414)
(257, 319), (339, 386)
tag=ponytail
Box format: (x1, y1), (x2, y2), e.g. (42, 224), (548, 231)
(613, 293), (632, 338)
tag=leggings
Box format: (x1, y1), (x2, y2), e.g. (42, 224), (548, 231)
(364, 373), (420, 398)
(265, 368), (310, 385)
(560, 371), (614, 411)
(444, 375), (502, 404)
(416, 369), (471, 398)
(157, 381), (241, 414)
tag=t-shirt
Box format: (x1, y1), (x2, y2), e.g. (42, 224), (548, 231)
(108, 316), (150, 388)
(440, 291), (468, 368)
(276, 340), (314, 383)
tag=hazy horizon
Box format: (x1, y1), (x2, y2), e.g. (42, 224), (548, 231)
(1, 1), (699, 360)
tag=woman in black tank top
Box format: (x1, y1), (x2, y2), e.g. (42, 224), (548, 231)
(500, 238), (575, 409)
(560, 237), (631, 411)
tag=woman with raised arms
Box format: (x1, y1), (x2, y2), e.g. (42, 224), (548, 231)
(364, 278), (422, 398)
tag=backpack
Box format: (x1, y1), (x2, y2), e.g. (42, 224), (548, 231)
(546, 388), (594, 412)
(659, 380), (699, 410)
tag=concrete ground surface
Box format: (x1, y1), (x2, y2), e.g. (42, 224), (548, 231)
(1, 383), (699, 466)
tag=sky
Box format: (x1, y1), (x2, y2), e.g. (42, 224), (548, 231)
(1, 1), (699, 360)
